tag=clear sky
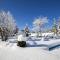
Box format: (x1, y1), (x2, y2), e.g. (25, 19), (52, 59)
(0, 0), (60, 30)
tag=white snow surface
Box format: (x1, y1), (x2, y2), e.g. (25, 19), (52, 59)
(0, 41), (59, 60)
(0, 36), (60, 60)
(0, 42), (59, 60)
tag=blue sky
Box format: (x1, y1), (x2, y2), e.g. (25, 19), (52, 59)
(0, 0), (60, 30)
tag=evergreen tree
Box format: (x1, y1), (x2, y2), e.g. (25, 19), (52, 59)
(52, 18), (57, 35)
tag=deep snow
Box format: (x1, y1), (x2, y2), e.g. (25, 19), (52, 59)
(0, 40), (60, 60)
(0, 36), (60, 60)
(0, 41), (59, 60)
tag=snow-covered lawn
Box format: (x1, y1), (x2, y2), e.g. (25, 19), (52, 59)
(0, 37), (60, 60)
(0, 42), (59, 60)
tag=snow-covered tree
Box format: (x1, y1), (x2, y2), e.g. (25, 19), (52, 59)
(32, 17), (48, 33)
(52, 18), (57, 35)
(0, 10), (18, 36)
(24, 24), (29, 33)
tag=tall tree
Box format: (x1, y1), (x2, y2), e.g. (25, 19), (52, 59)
(52, 18), (57, 35)
(32, 17), (48, 36)
(0, 10), (18, 37)
(32, 17), (48, 32)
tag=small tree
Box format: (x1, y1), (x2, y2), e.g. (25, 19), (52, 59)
(24, 24), (29, 37)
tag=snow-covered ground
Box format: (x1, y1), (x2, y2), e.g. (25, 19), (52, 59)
(0, 36), (60, 60)
(0, 41), (59, 60)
